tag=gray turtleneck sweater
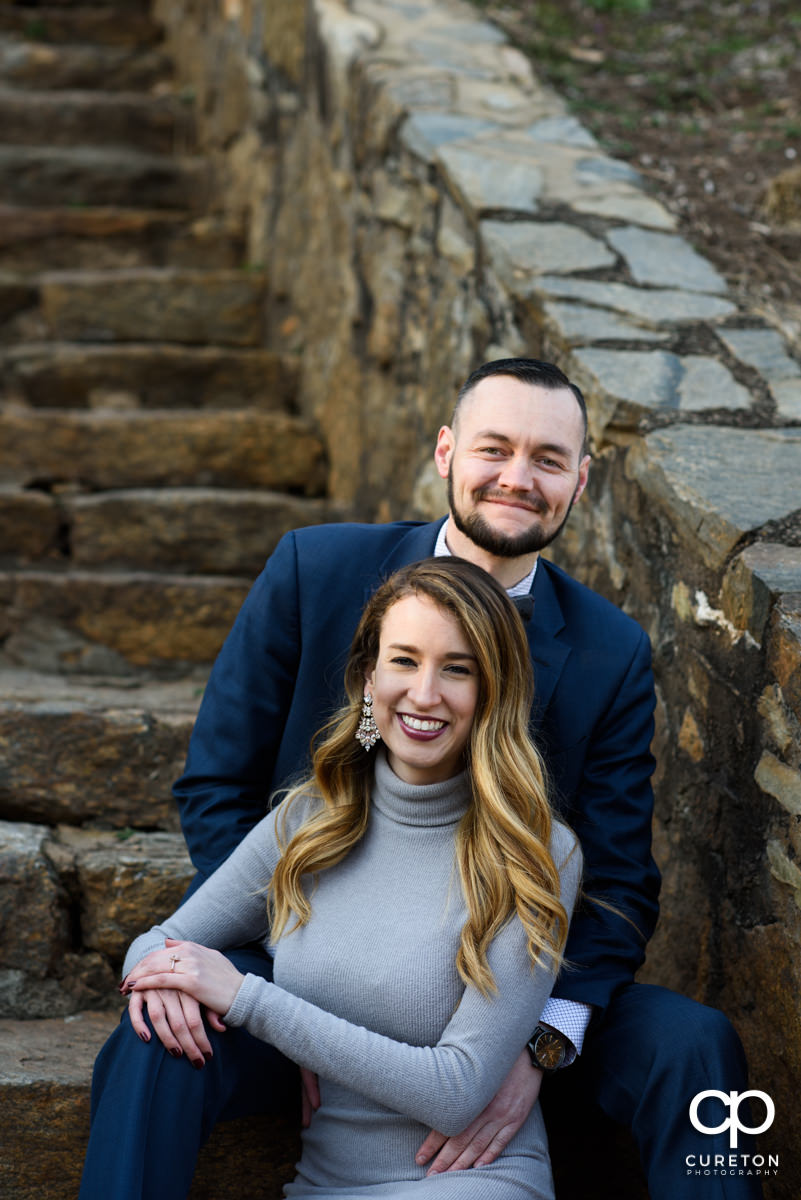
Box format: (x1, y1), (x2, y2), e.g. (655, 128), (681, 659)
(124, 751), (581, 1198)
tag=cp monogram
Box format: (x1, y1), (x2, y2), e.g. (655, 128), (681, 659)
(689, 1090), (775, 1149)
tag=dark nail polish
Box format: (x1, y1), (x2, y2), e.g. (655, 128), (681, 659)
(139, 1031), (150, 1043)
(169, 1048), (182, 1058)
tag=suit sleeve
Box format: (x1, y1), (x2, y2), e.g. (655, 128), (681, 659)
(172, 533), (302, 883)
(224, 833), (582, 1134)
(553, 628), (660, 1013)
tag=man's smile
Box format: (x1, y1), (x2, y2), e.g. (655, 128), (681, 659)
(475, 491), (547, 515)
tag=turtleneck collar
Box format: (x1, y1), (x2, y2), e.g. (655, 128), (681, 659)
(371, 748), (472, 828)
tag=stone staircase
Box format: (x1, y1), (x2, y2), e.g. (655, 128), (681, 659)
(0, 3), (326, 1194)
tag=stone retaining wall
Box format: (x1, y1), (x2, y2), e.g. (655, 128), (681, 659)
(154, 0), (801, 1187)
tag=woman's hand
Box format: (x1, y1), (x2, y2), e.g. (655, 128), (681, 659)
(122, 938), (245, 1018)
(127, 985), (226, 1068)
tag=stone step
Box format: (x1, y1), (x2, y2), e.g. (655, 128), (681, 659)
(67, 489), (335, 575)
(53, 826), (195, 967)
(0, 568), (251, 673)
(2, 210), (244, 275)
(0, 669), (200, 828)
(0, 7), (162, 46)
(0, 206), (246, 273)
(0, 1014), (297, 1199)
(0, 484), (334, 573)
(0, 37), (171, 91)
(1, 484), (334, 574)
(37, 267), (266, 345)
(0, 823), (195, 1017)
(0, 88), (195, 154)
(1, 1011), (119, 1196)
(0, 146), (210, 210)
(0, 484), (63, 564)
(1, 340), (295, 409)
(0, 408), (326, 492)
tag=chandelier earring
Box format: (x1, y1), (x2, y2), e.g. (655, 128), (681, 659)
(355, 690), (381, 751)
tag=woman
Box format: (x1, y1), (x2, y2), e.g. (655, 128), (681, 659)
(84, 558), (581, 1198)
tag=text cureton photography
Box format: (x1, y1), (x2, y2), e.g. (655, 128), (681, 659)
(685, 1154), (780, 1180)
(686, 1090), (779, 1180)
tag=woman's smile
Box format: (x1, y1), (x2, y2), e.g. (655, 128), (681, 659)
(397, 713), (448, 738)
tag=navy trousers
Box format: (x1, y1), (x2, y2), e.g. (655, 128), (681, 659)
(79, 949), (292, 1200)
(80, 961), (763, 1200)
(545, 985), (763, 1200)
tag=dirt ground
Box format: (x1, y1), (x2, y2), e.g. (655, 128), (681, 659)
(478, 0), (801, 341)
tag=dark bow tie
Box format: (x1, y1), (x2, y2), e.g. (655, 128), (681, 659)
(511, 595), (534, 623)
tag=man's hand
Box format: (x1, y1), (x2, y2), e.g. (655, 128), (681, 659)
(415, 1050), (542, 1174)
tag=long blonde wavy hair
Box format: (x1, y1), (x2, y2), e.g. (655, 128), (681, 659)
(268, 557), (573, 996)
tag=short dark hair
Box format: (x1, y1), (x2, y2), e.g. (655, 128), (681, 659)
(453, 358), (588, 455)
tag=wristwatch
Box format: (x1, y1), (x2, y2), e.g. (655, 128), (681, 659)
(526, 1023), (569, 1072)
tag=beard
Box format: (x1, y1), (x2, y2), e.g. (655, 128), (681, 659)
(447, 468), (575, 558)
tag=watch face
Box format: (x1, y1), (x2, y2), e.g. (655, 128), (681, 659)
(534, 1030), (566, 1070)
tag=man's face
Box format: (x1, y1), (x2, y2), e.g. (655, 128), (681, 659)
(434, 376), (590, 559)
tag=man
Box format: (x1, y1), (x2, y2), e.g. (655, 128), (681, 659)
(83, 359), (758, 1200)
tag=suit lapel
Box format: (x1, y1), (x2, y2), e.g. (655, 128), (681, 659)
(528, 560), (570, 720)
(363, 519), (446, 604)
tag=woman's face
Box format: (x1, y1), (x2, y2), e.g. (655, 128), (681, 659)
(366, 593), (480, 785)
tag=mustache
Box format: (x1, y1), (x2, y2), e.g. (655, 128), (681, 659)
(473, 488), (548, 515)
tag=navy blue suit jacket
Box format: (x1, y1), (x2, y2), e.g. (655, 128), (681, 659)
(174, 519), (660, 1015)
